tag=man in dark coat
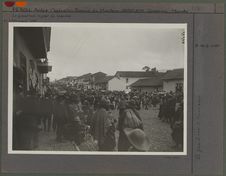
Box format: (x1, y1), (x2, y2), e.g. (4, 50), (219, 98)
(168, 95), (176, 123)
(91, 99), (113, 151)
(40, 96), (53, 132)
(171, 103), (183, 149)
(16, 93), (41, 150)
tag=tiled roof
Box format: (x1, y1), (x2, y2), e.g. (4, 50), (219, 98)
(77, 73), (92, 79)
(92, 72), (107, 82)
(162, 68), (184, 80)
(115, 71), (164, 78)
(95, 76), (114, 84)
(130, 77), (163, 87)
(57, 76), (77, 82)
(92, 72), (106, 77)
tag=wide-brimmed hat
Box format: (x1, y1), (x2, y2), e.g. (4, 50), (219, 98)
(124, 128), (150, 151)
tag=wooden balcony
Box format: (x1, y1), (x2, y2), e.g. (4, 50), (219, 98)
(37, 62), (52, 74)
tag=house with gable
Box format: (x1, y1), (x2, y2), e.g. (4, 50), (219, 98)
(75, 72), (107, 90)
(130, 76), (163, 93)
(162, 68), (184, 92)
(75, 73), (92, 90)
(107, 71), (163, 92)
(90, 72), (107, 89)
(94, 76), (114, 90)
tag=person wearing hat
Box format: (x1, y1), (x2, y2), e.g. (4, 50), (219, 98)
(117, 99), (143, 151)
(91, 99), (114, 151)
(167, 94), (176, 124)
(15, 92), (41, 150)
(124, 128), (150, 152)
(171, 102), (183, 150)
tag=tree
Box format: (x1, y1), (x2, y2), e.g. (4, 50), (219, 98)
(142, 66), (150, 72)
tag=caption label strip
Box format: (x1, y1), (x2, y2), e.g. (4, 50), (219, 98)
(4, 1), (27, 7)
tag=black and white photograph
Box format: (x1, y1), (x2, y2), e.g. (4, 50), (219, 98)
(9, 23), (187, 155)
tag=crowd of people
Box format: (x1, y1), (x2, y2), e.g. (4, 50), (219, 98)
(13, 85), (184, 152)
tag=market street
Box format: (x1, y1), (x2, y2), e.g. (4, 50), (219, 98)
(36, 106), (178, 152)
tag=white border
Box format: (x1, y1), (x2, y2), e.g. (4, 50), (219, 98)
(8, 22), (187, 155)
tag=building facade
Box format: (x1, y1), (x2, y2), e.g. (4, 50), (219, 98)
(94, 76), (114, 90)
(75, 72), (106, 90)
(130, 77), (163, 93)
(75, 73), (92, 90)
(107, 71), (164, 92)
(90, 72), (107, 89)
(13, 27), (52, 96)
(162, 68), (184, 92)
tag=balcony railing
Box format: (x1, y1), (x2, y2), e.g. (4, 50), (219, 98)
(37, 62), (52, 74)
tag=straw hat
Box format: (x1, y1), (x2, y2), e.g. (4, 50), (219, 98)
(124, 128), (150, 151)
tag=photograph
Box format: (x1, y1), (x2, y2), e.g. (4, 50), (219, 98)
(9, 23), (187, 155)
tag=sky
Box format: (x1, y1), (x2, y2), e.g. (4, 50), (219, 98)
(47, 23), (186, 81)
